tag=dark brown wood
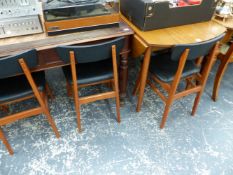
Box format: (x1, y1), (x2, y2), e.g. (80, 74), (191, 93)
(119, 35), (130, 100)
(212, 43), (233, 101)
(67, 45), (121, 132)
(0, 59), (60, 155)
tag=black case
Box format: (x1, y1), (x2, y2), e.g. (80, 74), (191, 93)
(120, 0), (218, 31)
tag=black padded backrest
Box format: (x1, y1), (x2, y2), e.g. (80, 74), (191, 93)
(56, 37), (125, 64)
(171, 33), (225, 61)
(0, 49), (38, 79)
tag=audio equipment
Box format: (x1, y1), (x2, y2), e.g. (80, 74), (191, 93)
(0, 0), (40, 19)
(0, 0), (43, 38)
(0, 15), (43, 38)
(43, 0), (120, 35)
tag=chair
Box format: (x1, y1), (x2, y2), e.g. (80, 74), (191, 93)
(56, 37), (125, 132)
(212, 42), (233, 101)
(0, 49), (60, 155)
(133, 34), (225, 129)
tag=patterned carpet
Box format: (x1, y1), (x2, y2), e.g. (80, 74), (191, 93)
(1, 59), (233, 175)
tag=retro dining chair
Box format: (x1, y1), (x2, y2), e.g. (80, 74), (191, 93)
(133, 34), (225, 129)
(0, 49), (60, 155)
(56, 37), (125, 132)
(212, 42), (233, 101)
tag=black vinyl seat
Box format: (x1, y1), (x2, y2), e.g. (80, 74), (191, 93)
(0, 71), (45, 103)
(149, 51), (200, 82)
(62, 59), (113, 85)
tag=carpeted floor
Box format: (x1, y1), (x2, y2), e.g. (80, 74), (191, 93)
(0, 59), (233, 175)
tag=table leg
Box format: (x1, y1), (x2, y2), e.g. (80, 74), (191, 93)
(119, 36), (130, 100)
(222, 29), (233, 44)
(212, 56), (231, 102)
(136, 47), (152, 112)
(213, 43), (233, 101)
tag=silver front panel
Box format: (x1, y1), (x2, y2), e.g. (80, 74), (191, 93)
(0, 0), (40, 19)
(0, 15), (43, 39)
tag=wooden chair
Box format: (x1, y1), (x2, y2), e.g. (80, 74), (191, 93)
(212, 42), (233, 101)
(0, 49), (60, 155)
(56, 37), (125, 132)
(133, 34), (224, 129)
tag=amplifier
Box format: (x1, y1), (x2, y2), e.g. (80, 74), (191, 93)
(0, 15), (43, 39)
(0, 0), (40, 19)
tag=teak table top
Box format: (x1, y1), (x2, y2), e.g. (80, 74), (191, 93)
(0, 21), (133, 57)
(121, 15), (227, 47)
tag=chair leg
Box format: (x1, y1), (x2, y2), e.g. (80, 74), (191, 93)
(115, 95), (121, 123)
(45, 82), (55, 100)
(160, 97), (174, 129)
(212, 59), (229, 101)
(111, 45), (121, 123)
(41, 92), (60, 138)
(76, 107), (82, 132)
(193, 44), (219, 115)
(66, 80), (73, 97)
(159, 49), (190, 128)
(112, 81), (121, 123)
(191, 92), (202, 116)
(71, 84), (82, 132)
(73, 92), (82, 132)
(0, 127), (14, 155)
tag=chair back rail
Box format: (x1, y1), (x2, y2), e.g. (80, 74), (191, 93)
(0, 49), (37, 79)
(56, 37), (125, 64)
(171, 33), (225, 61)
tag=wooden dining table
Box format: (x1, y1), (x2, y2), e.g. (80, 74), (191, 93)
(121, 14), (226, 112)
(0, 20), (133, 101)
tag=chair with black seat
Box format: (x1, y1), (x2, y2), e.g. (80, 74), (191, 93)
(0, 49), (60, 155)
(56, 37), (125, 132)
(133, 34), (224, 129)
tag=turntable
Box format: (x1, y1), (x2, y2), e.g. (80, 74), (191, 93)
(43, 0), (120, 35)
